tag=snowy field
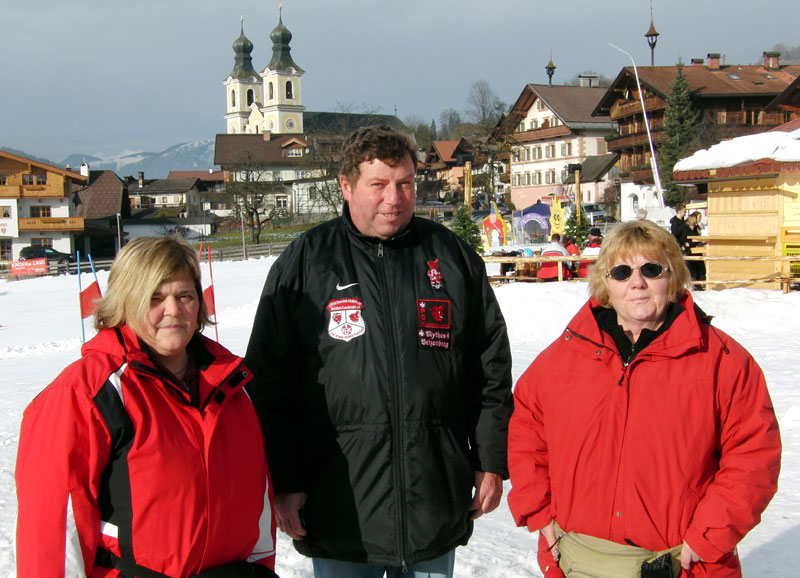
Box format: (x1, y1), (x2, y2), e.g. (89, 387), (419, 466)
(0, 257), (798, 577)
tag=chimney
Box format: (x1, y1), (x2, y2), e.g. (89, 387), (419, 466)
(138, 171), (144, 187)
(578, 74), (598, 88)
(763, 51), (780, 70)
(691, 58), (705, 67)
(707, 53), (721, 69)
(80, 162), (90, 177)
(262, 130), (272, 141)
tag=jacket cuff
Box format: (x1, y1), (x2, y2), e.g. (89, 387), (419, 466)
(684, 526), (726, 563)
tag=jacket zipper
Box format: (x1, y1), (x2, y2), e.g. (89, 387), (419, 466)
(377, 241), (409, 568)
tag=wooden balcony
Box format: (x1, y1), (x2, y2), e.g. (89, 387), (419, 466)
(610, 96), (667, 120)
(18, 217), (84, 232)
(21, 185), (66, 198)
(0, 185), (21, 198)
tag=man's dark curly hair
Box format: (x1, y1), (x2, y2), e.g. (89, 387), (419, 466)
(338, 125), (417, 185)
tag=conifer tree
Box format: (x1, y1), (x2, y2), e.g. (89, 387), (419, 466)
(450, 205), (483, 253)
(564, 210), (590, 247)
(659, 64), (699, 206)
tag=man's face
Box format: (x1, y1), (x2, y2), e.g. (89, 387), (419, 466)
(340, 155), (416, 240)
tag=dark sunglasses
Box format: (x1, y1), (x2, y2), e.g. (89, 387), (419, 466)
(607, 262), (669, 281)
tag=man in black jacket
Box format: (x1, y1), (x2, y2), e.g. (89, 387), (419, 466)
(245, 126), (512, 578)
(670, 203), (691, 252)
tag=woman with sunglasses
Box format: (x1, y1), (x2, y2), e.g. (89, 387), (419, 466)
(508, 220), (780, 577)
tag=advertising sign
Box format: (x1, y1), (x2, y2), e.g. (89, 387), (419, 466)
(10, 258), (48, 276)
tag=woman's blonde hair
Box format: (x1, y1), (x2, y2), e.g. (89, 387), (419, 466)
(587, 220), (691, 307)
(93, 236), (211, 333)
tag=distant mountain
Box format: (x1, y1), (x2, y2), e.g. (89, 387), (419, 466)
(60, 139), (217, 179)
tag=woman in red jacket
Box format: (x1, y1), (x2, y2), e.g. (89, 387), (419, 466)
(16, 237), (278, 578)
(508, 220), (780, 577)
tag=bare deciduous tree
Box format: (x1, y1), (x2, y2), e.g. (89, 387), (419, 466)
(466, 79), (506, 136)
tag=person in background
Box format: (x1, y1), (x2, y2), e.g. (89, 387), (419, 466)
(245, 125), (513, 578)
(537, 233), (572, 281)
(577, 227), (603, 278)
(16, 237), (277, 578)
(508, 220), (781, 578)
(685, 211), (707, 288)
(562, 237), (581, 275)
(636, 208), (648, 220)
(670, 204), (692, 252)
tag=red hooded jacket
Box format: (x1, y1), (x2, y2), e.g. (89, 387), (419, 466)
(508, 293), (780, 577)
(16, 326), (275, 577)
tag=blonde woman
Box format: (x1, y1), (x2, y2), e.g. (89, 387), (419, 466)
(16, 237), (278, 578)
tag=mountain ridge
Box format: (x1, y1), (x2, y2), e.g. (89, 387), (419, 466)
(1, 139), (217, 179)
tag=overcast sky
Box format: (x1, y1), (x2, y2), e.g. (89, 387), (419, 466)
(4, 0), (800, 162)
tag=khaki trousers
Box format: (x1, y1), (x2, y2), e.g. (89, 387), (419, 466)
(554, 522), (682, 578)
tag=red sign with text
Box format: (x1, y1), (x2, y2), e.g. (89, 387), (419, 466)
(10, 258), (48, 276)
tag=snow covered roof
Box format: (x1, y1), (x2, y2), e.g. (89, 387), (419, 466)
(673, 127), (800, 180)
(675, 128), (800, 171)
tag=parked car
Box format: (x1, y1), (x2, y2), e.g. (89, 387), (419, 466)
(18, 246), (75, 264)
(565, 203), (607, 225)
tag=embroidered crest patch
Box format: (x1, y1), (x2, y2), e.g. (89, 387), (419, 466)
(327, 298), (366, 342)
(416, 299), (451, 350)
(427, 259), (443, 289)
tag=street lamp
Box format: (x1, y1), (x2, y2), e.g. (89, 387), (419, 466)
(116, 212), (123, 252)
(609, 42), (665, 207)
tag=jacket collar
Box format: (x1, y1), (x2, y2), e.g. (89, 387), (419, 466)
(82, 326), (247, 395)
(340, 202), (418, 249)
(570, 291), (706, 359)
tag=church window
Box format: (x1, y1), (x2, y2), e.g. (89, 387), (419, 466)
(268, 82), (274, 100)
(247, 89), (254, 106)
(286, 81), (293, 99)
(231, 90), (236, 107)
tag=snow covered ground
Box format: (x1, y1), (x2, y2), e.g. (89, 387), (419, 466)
(0, 258), (798, 577)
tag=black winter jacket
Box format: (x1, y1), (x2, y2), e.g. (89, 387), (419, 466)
(245, 210), (512, 566)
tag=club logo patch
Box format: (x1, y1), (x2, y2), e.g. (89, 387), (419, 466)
(327, 298), (366, 342)
(427, 259), (443, 289)
(416, 299), (451, 350)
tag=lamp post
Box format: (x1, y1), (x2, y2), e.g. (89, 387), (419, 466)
(239, 195), (247, 259)
(116, 212), (123, 252)
(609, 42), (664, 207)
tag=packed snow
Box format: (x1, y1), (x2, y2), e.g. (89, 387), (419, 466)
(674, 127), (800, 170)
(1, 258), (798, 577)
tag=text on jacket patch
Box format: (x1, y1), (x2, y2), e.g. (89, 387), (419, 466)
(417, 299), (452, 350)
(327, 298), (366, 342)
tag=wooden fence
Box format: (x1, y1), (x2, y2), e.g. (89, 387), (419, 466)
(4, 244), (800, 292)
(484, 254), (800, 293)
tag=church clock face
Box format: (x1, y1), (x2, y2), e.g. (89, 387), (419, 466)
(286, 118), (296, 130)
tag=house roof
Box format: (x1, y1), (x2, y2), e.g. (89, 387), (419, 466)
(214, 133), (311, 166)
(496, 84), (613, 139)
(73, 170), (126, 219)
(431, 141), (459, 163)
(0, 149), (88, 182)
(766, 74), (800, 112)
(563, 153), (620, 184)
(167, 170), (225, 181)
(302, 111), (407, 135)
(673, 123), (800, 181)
(593, 63), (800, 116)
(129, 178), (199, 195)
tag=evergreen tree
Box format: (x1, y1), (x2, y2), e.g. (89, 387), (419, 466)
(659, 64), (699, 206)
(564, 210), (590, 247)
(450, 205), (482, 253)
